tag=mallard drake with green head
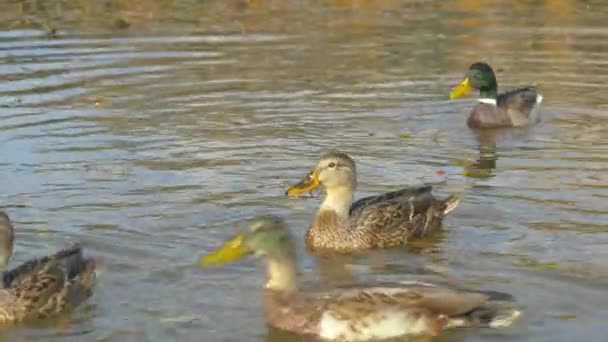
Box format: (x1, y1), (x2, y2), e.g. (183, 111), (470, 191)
(0, 212), (97, 323)
(201, 215), (521, 340)
(449, 62), (543, 129)
(285, 152), (460, 252)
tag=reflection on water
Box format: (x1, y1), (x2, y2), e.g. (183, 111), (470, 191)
(1, 0), (608, 341)
(464, 131), (499, 179)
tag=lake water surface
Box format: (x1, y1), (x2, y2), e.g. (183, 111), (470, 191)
(1, 1), (608, 341)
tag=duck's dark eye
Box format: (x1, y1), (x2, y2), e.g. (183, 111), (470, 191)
(328, 162), (336, 168)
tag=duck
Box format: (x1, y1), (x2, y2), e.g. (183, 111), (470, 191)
(0, 211), (97, 323)
(285, 152), (460, 252)
(449, 62), (543, 129)
(200, 215), (521, 341)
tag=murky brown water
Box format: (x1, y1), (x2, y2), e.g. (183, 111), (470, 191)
(1, 0), (608, 341)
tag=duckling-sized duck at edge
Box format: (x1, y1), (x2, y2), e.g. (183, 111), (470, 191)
(201, 215), (521, 341)
(285, 152), (460, 252)
(0, 212), (97, 323)
(449, 62), (543, 129)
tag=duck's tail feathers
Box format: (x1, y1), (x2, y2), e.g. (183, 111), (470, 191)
(441, 194), (461, 215)
(63, 246), (95, 280)
(54, 246), (98, 309)
(536, 93), (543, 104)
(64, 256), (98, 307)
(446, 294), (522, 330)
(60, 244), (98, 289)
(468, 300), (522, 329)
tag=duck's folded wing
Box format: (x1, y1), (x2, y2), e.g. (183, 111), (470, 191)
(348, 186), (438, 237)
(2, 246), (96, 319)
(11, 264), (67, 318)
(497, 87), (540, 115)
(349, 186), (434, 217)
(2, 246), (84, 287)
(313, 284), (519, 339)
(326, 284), (488, 317)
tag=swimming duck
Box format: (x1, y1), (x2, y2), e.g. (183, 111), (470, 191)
(449, 62), (543, 128)
(201, 215), (521, 341)
(0, 212), (97, 323)
(285, 152), (460, 252)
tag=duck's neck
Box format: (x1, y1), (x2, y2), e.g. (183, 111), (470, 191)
(479, 83), (498, 100)
(265, 257), (298, 293)
(320, 186), (354, 218)
(0, 256), (9, 273)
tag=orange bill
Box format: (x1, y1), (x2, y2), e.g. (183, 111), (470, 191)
(285, 169), (321, 197)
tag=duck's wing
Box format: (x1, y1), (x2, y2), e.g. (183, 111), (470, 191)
(497, 87), (542, 118)
(348, 186), (451, 240)
(314, 282), (514, 339)
(349, 186), (435, 217)
(3, 246), (97, 319)
(321, 282), (519, 327)
(324, 282), (486, 316)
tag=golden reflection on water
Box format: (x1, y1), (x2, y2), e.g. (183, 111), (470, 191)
(0, 0), (607, 341)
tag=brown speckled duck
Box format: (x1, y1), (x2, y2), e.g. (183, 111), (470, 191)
(449, 62), (543, 129)
(201, 215), (521, 341)
(0, 212), (97, 323)
(285, 152), (460, 252)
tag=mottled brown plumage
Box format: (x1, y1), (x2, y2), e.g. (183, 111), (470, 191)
(0, 212), (97, 324)
(266, 282), (521, 341)
(450, 62), (543, 129)
(201, 216), (521, 341)
(286, 152), (460, 252)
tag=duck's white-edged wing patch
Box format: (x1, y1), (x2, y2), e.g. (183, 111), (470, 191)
(318, 309), (434, 341)
(529, 93), (543, 123)
(489, 309), (522, 328)
(445, 308), (522, 330)
(394, 280), (436, 287)
(478, 98), (497, 105)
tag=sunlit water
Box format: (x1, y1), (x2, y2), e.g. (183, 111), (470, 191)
(0, 1), (608, 341)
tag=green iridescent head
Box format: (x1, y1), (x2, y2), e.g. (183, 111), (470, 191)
(450, 62), (498, 100)
(200, 215), (294, 267)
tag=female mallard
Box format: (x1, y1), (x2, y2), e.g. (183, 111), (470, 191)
(201, 215), (521, 341)
(0, 212), (97, 323)
(285, 152), (460, 252)
(449, 62), (543, 128)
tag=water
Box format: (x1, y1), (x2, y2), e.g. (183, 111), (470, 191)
(0, 0), (608, 341)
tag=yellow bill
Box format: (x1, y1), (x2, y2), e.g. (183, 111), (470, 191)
(286, 169), (321, 197)
(449, 77), (473, 99)
(200, 234), (249, 267)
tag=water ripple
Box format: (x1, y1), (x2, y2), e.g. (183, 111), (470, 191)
(1, 2), (608, 341)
